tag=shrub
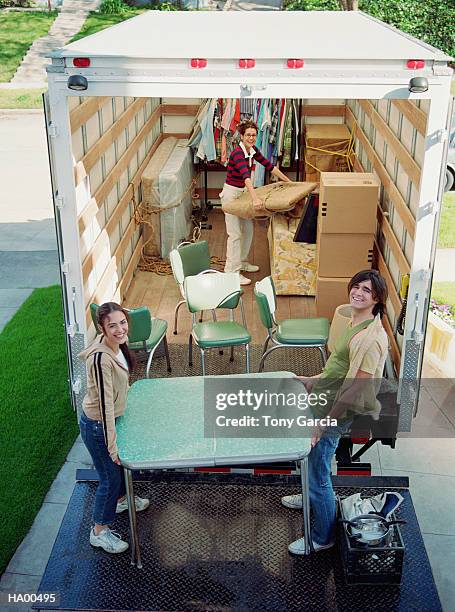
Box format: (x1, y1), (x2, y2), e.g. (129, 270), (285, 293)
(0, 0), (34, 7)
(430, 299), (455, 328)
(283, 0), (455, 56)
(99, 0), (128, 14)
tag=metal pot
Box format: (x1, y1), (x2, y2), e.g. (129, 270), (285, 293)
(340, 514), (406, 547)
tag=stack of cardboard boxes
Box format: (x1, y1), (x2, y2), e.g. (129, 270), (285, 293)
(316, 172), (380, 320)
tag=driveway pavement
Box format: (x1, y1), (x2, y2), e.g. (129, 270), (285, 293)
(0, 110), (59, 331)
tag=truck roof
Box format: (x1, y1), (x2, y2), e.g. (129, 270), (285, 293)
(59, 10), (452, 62)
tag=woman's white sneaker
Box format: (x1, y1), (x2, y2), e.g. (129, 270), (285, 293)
(116, 495), (150, 514)
(239, 274), (252, 286)
(241, 262), (260, 273)
(281, 494), (303, 509)
(90, 528), (129, 553)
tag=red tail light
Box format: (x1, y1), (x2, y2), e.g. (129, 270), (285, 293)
(407, 59), (425, 69)
(239, 58), (256, 69)
(73, 58), (90, 68)
(190, 58), (207, 68)
(287, 58), (304, 69)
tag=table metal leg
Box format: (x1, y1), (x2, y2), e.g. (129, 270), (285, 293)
(124, 467), (142, 568)
(300, 457), (312, 555)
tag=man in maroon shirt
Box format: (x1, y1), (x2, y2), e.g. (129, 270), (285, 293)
(220, 121), (291, 285)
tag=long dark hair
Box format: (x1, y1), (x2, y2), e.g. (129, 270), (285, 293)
(348, 270), (388, 319)
(96, 302), (135, 370)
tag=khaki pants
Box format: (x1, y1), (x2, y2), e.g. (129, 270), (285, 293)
(220, 183), (253, 274)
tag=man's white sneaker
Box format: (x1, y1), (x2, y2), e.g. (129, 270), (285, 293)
(239, 274), (252, 286)
(116, 495), (150, 514)
(90, 527), (129, 554)
(241, 262), (260, 273)
(281, 494), (303, 509)
(288, 537), (335, 555)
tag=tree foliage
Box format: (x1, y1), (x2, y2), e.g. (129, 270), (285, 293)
(284, 0), (455, 56)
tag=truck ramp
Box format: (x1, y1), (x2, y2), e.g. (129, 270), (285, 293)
(34, 473), (441, 612)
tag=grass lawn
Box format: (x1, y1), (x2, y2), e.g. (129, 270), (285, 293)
(0, 286), (79, 575)
(69, 8), (144, 43)
(0, 11), (57, 82)
(438, 191), (455, 248)
(0, 87), (46, 109)
(432, 281), (455, 308)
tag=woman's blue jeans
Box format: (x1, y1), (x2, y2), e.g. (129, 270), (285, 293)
(308, 420), (352, 546)
(79, 411), (125, 526)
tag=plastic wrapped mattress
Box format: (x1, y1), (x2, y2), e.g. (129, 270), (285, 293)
(141, 138), (194, 258)
(159, 139), (194, 258)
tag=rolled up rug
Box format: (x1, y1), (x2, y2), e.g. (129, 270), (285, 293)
(222, 181), (318, 219)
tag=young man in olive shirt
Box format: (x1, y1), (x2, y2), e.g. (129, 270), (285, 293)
(282, 270), (389, 554)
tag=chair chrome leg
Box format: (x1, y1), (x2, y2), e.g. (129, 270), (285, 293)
(199, 310), (204, 323)
(318, 345), (328, 367)
(258, 345), (282, 373)
(230, 345), (234, 362)
(163, 335), (172, 373)
(188, 334), (193, 367)
(145, 346), (158, 378)
(173, 300), (185, 335)
(245, 343), (250, 373)
(200, 349), (206, 376)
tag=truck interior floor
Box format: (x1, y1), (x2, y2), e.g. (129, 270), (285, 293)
(33, 473), (441, 612)
(124, 207), (318, 347)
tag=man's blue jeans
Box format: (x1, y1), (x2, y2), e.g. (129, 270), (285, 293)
(79, 411), (126, 526)
(308, 420), (352, 546)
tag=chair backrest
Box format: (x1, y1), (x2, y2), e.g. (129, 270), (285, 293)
(169, 248), (185, 285)
(127, 307), (152, 343)
(179, 241), (211, 277)
(90, 303), (100, 333)
(254, 277), (277, 331)
(169, 240), (211, 287)
(184, 272), (241, 313)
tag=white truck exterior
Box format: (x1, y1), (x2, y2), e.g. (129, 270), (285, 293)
(44, 10), (453, 429)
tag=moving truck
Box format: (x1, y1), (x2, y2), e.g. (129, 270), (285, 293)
(44, 10), (453, 432)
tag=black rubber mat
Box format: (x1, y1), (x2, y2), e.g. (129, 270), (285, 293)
(34, 473), (441, 612)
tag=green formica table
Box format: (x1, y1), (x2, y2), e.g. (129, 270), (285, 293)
(117, 372), (312, 567)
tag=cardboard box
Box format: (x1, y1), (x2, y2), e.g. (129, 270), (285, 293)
(304, 124), (352, 179)
(317, 231), (374, 277)
(319, 172), (379, 234)
(316, 276), (351, 321)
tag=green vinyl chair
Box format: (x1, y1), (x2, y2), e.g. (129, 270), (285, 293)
(169, 240), (212, 335)
(254, 276), (329, 372)
(90, 304), (171, 378)
(183, 271), (251, 375)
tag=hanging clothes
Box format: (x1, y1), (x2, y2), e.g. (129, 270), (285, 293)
(281, 101), (294, 167)
(188, 97), (302, 170)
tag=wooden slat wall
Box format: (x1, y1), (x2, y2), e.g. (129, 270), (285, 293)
(355, 93), (429, 374)
(391, 100), (427, 136)
(75, 102), (197, 182)
(376, 207), (411, 276)
(71, 97), (203, 329)
(358, 100), (422, 187)
(80, 98), (148, 175)
(346, 106), (416, 240)
(70, 96), (110, 133)
(302, 104), (346, 117)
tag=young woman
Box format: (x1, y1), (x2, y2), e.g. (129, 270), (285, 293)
(282, 270), (389, 554)
(79, 302), (149, 554)
(220, 120), (291, 286)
